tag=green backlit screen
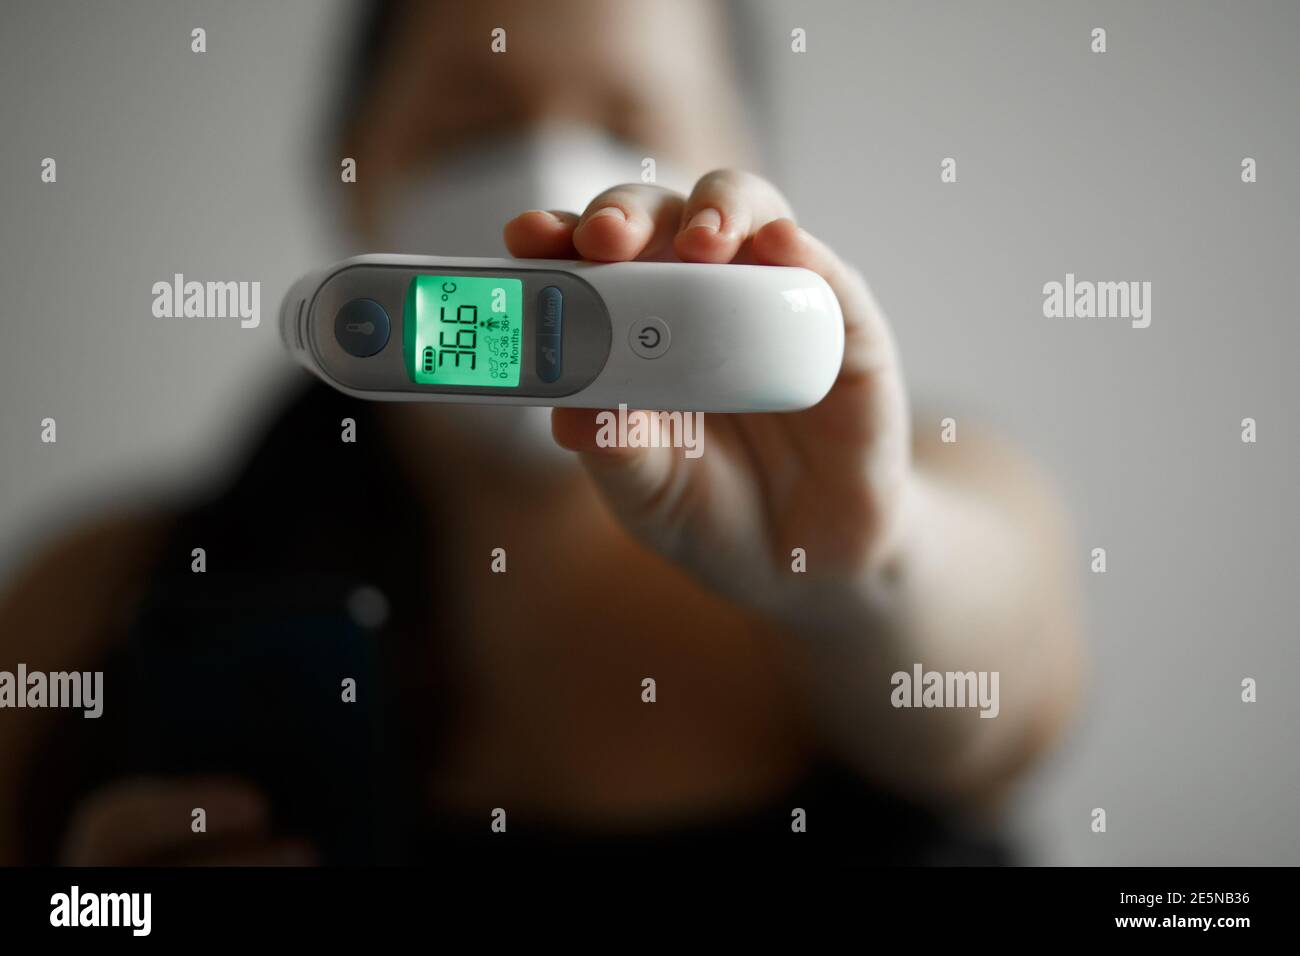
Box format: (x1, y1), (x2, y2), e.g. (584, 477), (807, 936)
(406, 274), (523, 387)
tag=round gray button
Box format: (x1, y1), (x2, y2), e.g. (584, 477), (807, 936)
(334, 298), (390, 358)
(629, 316), (671, 359)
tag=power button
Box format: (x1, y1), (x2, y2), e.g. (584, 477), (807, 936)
(629, 316), (671, 359)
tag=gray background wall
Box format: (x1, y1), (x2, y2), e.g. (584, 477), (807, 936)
(1, 0), (1296, 864)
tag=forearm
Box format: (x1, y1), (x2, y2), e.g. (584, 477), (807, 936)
(789, 456), (1084, 808)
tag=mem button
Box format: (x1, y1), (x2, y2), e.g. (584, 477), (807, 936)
(536, 286), (563, 383)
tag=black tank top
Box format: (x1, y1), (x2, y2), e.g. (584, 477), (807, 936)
(21, 379), (1009, 866)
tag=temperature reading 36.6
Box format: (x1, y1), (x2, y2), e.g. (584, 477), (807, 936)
(407, 274), (522, 388)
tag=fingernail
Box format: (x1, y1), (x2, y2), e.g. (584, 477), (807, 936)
(685, 208), (722, 232)
(525, 209), (563, 223)
(587, 206), (626, 223)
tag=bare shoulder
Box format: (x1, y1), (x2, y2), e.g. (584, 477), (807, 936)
(0, 509), (174, 660)
(913, 415), (1071, 527)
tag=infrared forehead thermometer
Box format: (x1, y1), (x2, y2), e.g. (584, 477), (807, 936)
(280, 254), (844, 412)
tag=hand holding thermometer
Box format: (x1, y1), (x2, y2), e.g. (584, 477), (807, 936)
(280, 254), (844, 412)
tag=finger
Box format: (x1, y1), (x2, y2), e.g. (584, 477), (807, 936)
(551, 407), (697, 542)
(503, 209), (579, 259)
(61, 776), (270, 866)
(751, 218), (909, 506)
(553, 407), (640, 457)
(674, 169), (796, 263)
(750, 218), (898, 382)
(572, 184), (686, 262)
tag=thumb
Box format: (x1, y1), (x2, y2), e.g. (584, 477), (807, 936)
(551, 408), (776, 609)
(551, 407), (691, 535)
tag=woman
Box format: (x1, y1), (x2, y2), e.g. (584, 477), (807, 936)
(0, 0), (1082, 866)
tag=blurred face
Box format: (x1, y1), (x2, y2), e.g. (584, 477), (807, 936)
(345, 0), (752, 235)
(346, 0), (754, 467)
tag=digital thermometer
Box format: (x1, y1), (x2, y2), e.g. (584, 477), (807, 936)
(280, 254), (844, 412)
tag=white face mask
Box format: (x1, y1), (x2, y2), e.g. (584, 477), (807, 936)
(379, 121), (692, 256)
(363, 122), (692, 469)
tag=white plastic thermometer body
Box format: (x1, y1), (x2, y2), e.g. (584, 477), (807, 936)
(280, 254), (844, 412)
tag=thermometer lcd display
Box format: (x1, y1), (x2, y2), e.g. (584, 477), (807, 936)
(406, 274), (523, 387)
